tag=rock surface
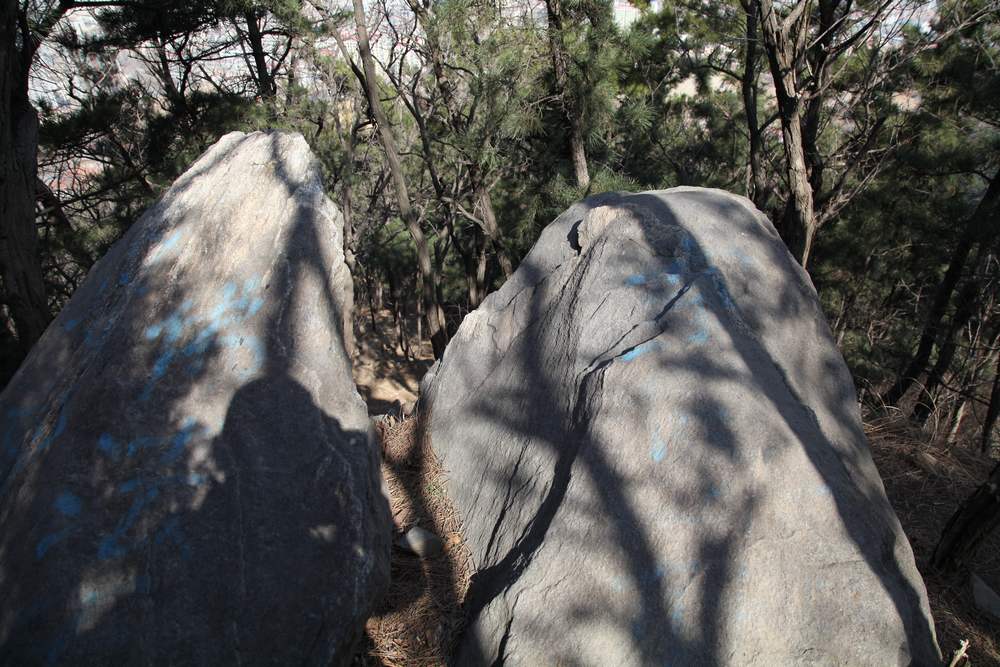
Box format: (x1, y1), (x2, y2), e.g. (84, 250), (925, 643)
(0, 131), (390, 664)
(971, 573), (1000, 622)
(420, 189), (941, 665)
(397, 525), (444, 558)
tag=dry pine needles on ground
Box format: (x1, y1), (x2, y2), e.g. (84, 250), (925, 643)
(356, 416), (471, 667)
(867, 415), (1000, 665)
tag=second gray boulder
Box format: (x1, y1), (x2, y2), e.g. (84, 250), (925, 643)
(421, 188), (940, 665)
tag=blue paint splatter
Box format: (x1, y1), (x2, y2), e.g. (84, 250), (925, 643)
(247, 298), (264, 316)
(625, 274), (647, 286)
(622, 340), (661, 362)
(62, 318), (80, 332)
(54, 492), (82, 516)
(149, 230), (184, 264)
(144, 323), (163, 340)
(650, 430), (667, 463)
(36, 528), (72, 559)
(687, 330), (709, 345)
(160, 419), (198, 465)
(141, 277), (266, 398)
(97, 433), (119, 459)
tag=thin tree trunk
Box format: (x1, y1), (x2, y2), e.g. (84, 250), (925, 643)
(1, 3), (50, 357)
(363, 269), (378, 339)
(243, 11), (275, 99)
(886, 172), (1000, 406)
(740, 0), (767, 209)
(545, 0), (590, 189)
(351, 0), (448, 358)
(913, 247), (986, 424)
(983, 350), (1000, 454)
(476, 184), (513, 278)
(932, 462), (1000, 571)
(756, 0), (817, 268)
(415, 270), (424, 343)
(331, 111), (358, 274)
(946, 399), (967, 445)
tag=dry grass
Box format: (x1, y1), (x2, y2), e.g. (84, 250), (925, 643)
(866, 414), (1000, 665)
(355, 416), (472, 667)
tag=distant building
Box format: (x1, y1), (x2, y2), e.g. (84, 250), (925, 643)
(613, 0), (641, 28)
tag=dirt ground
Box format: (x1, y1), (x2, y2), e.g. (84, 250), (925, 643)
(352, 308), (434, 416)
(868, 416), (1000, 665)
(350, 307), (1000, 665)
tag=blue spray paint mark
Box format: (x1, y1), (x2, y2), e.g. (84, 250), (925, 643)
(148, 230), (184, 264)
(35, 528), (73, 560)
(141, 277), (266, 398)
(54, 492), (82, 516)
(687, 330), (709, 345)
(118, 478), (141, 494)
(160, 419), (198, 465)
(671, 600), (686, 625)
(97, 433), (119, 459)
(625, 274), (647, 286)
(650, 428), (667, 463)
(622, 340), (663, 363)
(62, 318), (80, 332)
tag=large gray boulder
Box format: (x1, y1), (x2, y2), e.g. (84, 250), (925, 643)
(421, 189), (941, 665)
(0, 131), (390, 664)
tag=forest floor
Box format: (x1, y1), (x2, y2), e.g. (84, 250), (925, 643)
(352, 309), (470, 666)
(868, 415), (1000, 665)
(352, 308), (434, 416)
(350, 308), (1000, 665)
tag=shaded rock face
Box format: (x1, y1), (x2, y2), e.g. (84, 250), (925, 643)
(421, 189), (941, 666)
(0, 131), (390, 664)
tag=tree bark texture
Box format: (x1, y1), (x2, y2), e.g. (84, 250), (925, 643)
(756, 0), (817, 268)
(243, 10), (276, 99)
(740, 0), (767, 209)
(545, 0), (590, 189)
(982, 351), (1000, 453)
(1, 2), (51, 357)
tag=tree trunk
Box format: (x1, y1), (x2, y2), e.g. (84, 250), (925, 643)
(913, 246), (986, 424)
(0, 3), (50, 357)
(885, 171), (1000, 406)
(983, 350), (1000, 454)
(740, 0), (767, 209)
(351, 0), (448, 359)
(243, 11), (276, 99)
(545, 0), (590, 189)
(932, 462), (1000, 571)
(415, 270), (424, 343)
(331, 112), (358, 274)
(756, 0), (817, 268)
(568, 120), (590, 190)
(476, 184), (513, 278)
